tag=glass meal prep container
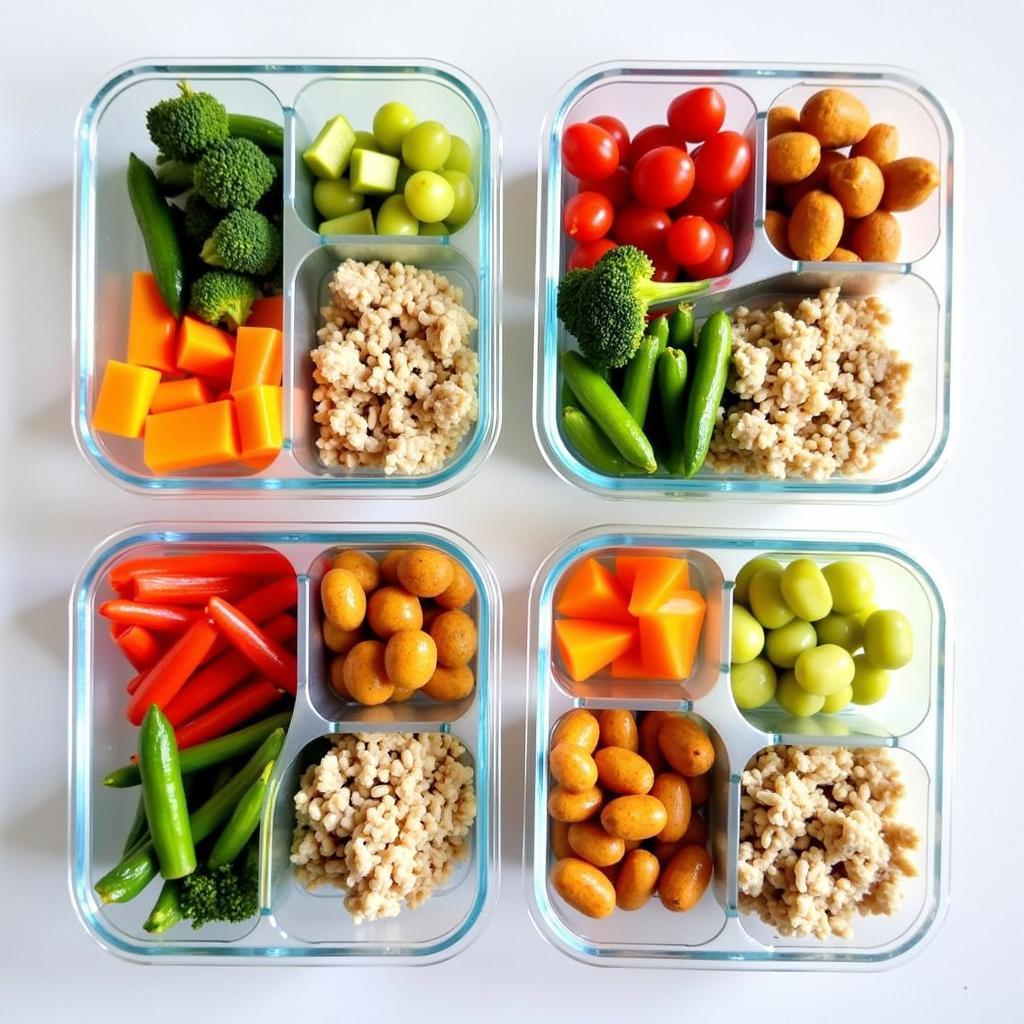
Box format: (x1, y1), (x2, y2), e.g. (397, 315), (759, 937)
(73, 60), (501, 496)
(533, 63), (960, 499)
(69, 523), (500, 963)
(525, 525), (952, 969)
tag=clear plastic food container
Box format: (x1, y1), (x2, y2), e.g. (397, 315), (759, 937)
(69, 522), (500, 963)
(533, 63), (959, 499)
(525, 525), (951, 968)
(73, 60), (501, 496)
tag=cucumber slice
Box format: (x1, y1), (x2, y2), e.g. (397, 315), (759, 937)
(319, 209), (375, 236)
(349, 149), (400, 195)
(303, 115), (356, 180)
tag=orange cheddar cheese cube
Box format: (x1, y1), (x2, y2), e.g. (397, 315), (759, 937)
(176, 317), (235, 384)
(554, 619), (637, 683)
(229, 326), (283, 393)
(555, 557), (633, 624)
(234, 385), (283, 465)
(149, 377), (213, 415)
(126, 271), (178, 373)
(246, 295), (283, 332)
(143, 400), (241, 474)
(91, 359), (161, 438)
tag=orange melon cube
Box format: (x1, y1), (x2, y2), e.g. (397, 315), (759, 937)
(229, 326), (283, 392)
(554, 619), (637, 683)
(143, 400), (241, 474)
(176, 317), (235, 384)
(91, 360), (161, 438)
(637, 589), (706, 680)
(149, 377), (213, 415)
(246, 295), (283, 331)
(613, 556), (646, 592)
(627, 557), (691, 616)
(555, 558), (633, 624)
(611, 644), (670, 680)
(126, 271), (178, 373)
(234, 385), (283, 466)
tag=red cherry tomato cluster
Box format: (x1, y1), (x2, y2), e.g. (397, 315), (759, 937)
(559, 88), (751, 280)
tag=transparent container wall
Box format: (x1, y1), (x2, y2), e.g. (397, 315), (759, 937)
(69, 524), (499, 963)
(525, 526), (951, 969)
(74, 62), (500, 495)
(534, 64), (957, 500)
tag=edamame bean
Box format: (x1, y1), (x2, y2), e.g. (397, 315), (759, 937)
(765, 619), (817, 669)
(775, 670), (825, 717)
(730, 605), (765, 664)
(794, 643), (855, 696)
(731, 657), (777, 709)
(748, 566), (795, 630)
(863, 610), (914, 669)
(851, 653), (890, 704)
(780, 558), (833, 622)
(822, 560), (875, 614)
(815, 612), (864, 652)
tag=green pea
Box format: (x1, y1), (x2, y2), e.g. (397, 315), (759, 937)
(821, 684), (853, 714)
(731, 605), (765, 664)
(851, 653), (890, 704)
(822, 560), (875, 615)
(780, 559), (833, 622)
(794, 643), (855, 696)
(731, 657), (777, 709)
(814, 612), (864, 652)
(775, 671), (825, 717)
(748, 566), (795, 630)
(765, 619), (817, 669)
(863, 610), (914, 670)
(734, 557), (781, 606)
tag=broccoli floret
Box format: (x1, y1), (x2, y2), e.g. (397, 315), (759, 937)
(556, 245), (710, 370)
(193, 138), (277, 210)
(189, 270), (259, 330)
(178, 842), (259, 929)
(200, 209), (281, 275)
(146, 81), (229, 161)
(183, 192), (221, 246)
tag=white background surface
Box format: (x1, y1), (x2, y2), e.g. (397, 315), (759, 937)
(2, 0), (1020, 1018)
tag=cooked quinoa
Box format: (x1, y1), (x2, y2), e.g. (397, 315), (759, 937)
(290, 732), (476, 924)
(737, 745), (919, 941)
(311, 259), (478, 476)
(707, 288), (910, 480)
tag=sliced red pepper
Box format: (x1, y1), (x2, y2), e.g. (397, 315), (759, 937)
(109, 620), (129, 640)
(201, 576), (298, 663)
(164, 614), (297, 726)
(98, 600), (200, 634)
(132, 574), (256, 606)
(125, 618), (219, 725)
(126, 672), (145, 695)
(114, 625), (165, 672)
(174, 678), (284, 749)
(206, 597), (297, 695)
(109, 551), (291, 591)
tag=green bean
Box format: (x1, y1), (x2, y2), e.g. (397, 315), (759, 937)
(143, 880), (183, 934)
(208, 761), (274, 868)
(681, 310), (732, 477)
(621, 316), (669, 428)
(657, 347), (689, 474)
(562, 406), (632, 476)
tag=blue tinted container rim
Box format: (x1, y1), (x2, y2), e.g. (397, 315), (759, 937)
(69, 521), (499, 962)
(72, 58), (501, 496)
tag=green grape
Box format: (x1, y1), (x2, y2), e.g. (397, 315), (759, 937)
(854, 603), (879, 627)
(404, 170), (455, 223)
(822, 560), (875, 614)
(775, 671), (825, 717)
(401, 120), (452, 172)
(863, 610), (914, 669)
(313, 178), (365, 219)
(851, 653), (890, 704)
(821, 684), (853, 714)
(814, 612), (864, 653)
(419, 221), (449, 236)
(731, 657), (777, 710)
(353, 130), (379, 152)
(730, 605), (765, 664)
(734, 556), (781, 606)
(793, 643), (855, 696)
(376, 194), (419, 236)
(748, 566), (794, 630)
(765, 619), (817, 669)
(780, 558), (832, 622)
(442, 170), (476, 229)
(445, 134), (473, 174)
(372, 102), (416, 155)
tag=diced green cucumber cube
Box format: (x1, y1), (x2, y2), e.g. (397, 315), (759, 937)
(303, 115), (356, 179)
(319, 208), (375, 235)
(349, 149), (400, 195)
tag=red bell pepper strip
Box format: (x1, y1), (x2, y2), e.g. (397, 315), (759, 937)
(164, 614), (297, 726)
(109, 620), (129, 640)
(98, 600), (199, 634)
(174, 678), (284, 749)
(126, 672), (145, 695)
(109, 551), (291, 591)
(201, 576), (298, 663)
(114, 625), (165, 672)
(125, 619), (219, 725)
(206, 597), (297, 695)
(132, 574), (255, 606)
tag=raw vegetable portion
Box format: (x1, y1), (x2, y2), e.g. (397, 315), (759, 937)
(554, 619), (638, 683)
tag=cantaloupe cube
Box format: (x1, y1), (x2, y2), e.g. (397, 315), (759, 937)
(611, 644), (670, 680)
(91, 360), (161, 438)
(234, 385), (283, 466)
(149, 377), (213, 415)
(230, 326), (283, 392)
(176, 317), (235, 384)
(627, 557), (691, 616)
(555, 558), (633, 624)
(637, 589), (706, 680)
(126, 271), (179, 373)
(554, 619), (637, 682)
(143, 400), (241, 474)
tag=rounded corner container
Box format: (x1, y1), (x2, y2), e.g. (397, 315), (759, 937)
(73, 59), (502, 497)
(525, 525), (952, 969)
(69, 522), (500, 964)
(533, 62), (960, 501)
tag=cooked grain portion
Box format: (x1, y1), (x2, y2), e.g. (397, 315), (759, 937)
(311, 259), (478, 476)
(707, 288), (910, 480)
(290, 732), (476, 924)
(737, 745), (919, 940)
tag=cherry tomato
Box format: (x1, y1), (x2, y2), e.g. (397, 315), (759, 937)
(567, 238), (616, 270)
(613, 203), (671, 250)
(649, 245), (679, 282)
(631, 146), (694, 209)
(681, 221), (734, 279)
(674, 190), (732, 223)
(627, 124), (677, 167)
(563, 191), (614, 242)
(562, 122), (619, 180)
(693, 131), (752, 198)
(578, 166), (631, 207)
(589, 115), (630, 163)
(666, 215), (715, 266)
(667, 87), (726, 143)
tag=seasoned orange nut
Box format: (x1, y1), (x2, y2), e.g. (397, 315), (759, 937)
(658, 845), (713, 912)
(851, 123), (899, 167)
(383, 629), (437, 689)
(615, 848), (660, 911)
(686, 771), (711, 807)
(548, 785), (603, 823)
(765, 209), (792, 257)
(849, 210), (901, 262)
(434, 559), (476, 610)
(787, 190), (844, 262)
(367, 586), (423, 638)
(322, 619), (363, 655)
(422, 663), (475, 702)
(550, 741), (599, 794)
(550, 857), (616, 918)
(550, 819), (573, 860)
(799, 88), (870, 149)
(329, 654), (352, 700)
(600, 795), (668, 841)
(331, 550), (381, 592)
(657, 717), (715, 777)
(682, 811), (709, 847)
(766, 131), (821, 186)
(881, 156), (940, 212)
(552, 708), (600, 753)
(593, 747), (655, 795)
(342, 640), (394, 706)
(829, 247), (861, 262)
(397, 548), (455, 598)
(380, 549), (407, 585)
(597, 709), (638, 752)
(638, 711), (681, 773)
(829, 156), (884, 218)
(430, 609), (478, 668)
(781, 150), (843, 211)
(320, 568), (366, 631)
(766, 106), (800, 139)
(568, 821), (626, 868)
(651, 773), (693, 843)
